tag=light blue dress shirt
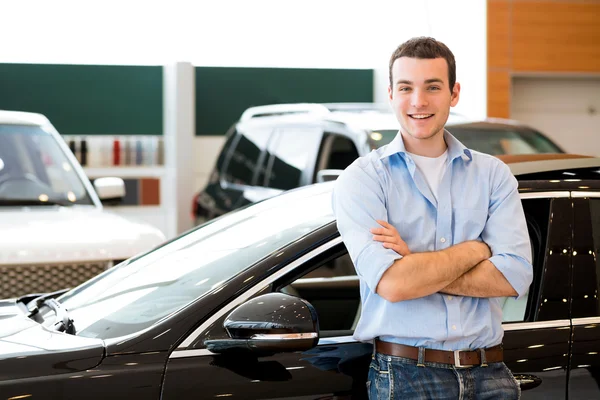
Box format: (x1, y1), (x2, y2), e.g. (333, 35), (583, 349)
(332, 130), (533, 350)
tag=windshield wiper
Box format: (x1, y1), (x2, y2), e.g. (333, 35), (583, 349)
(42, 298), (76, 334)
(17, 289), (75, 334)
(0, 198), (71, 207)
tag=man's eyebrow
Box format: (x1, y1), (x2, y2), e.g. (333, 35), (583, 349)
(395, 78), (445, 85)
(424, 78), (444, 84)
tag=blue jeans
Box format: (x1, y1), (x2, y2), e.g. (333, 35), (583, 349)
(367, 352), (520, 399)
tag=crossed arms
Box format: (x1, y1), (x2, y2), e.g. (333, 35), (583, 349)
(331, 160), (532, 304)
(371, 220), (518, 303)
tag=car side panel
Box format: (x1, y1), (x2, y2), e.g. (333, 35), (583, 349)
(569, 197), (600, 399)
(0, 352), (166, 400)
(162, 342), (371, 400)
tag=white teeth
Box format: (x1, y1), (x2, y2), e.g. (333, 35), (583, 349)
(411, 114), (433, 119)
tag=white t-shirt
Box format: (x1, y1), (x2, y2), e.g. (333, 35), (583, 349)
(406, 150), (448, 200)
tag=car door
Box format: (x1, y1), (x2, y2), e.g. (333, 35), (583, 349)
(162, 237), (372, 400)
(568, 192), (600, 399)
(502, 194), (572, 399)
(162, 193), (572, 400)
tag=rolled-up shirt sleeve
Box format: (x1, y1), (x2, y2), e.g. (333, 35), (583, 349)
(483, 162), (533, 299)
(332, 160), (402, 292)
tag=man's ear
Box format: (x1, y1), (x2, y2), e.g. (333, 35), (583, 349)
(388, 85), (393, 101)
(450, 82), (461, 107)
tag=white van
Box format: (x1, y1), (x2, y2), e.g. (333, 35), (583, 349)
(0, 110), (166, 299)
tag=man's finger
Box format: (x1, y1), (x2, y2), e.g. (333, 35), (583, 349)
(373, 234), (396, 243)
(376, 220), (393, 228)
(370, 227), (394, 236)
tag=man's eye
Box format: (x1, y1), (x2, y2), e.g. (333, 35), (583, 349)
(398, 87), (410, 92)
(428, 86), (441, 91)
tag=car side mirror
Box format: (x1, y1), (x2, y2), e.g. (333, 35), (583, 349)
(94, 177), (126, 203)
(205, 293), (319, 355)
(316, 169), (342, 183)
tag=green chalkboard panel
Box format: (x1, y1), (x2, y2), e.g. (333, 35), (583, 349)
(0, 64), (163, 135)
(195, 67), (373, 135)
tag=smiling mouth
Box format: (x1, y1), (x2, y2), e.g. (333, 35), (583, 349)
(409, 114), (434, 120)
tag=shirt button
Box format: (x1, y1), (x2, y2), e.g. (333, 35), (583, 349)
(452, 325), (457, 331)
(447, 296), (453, 300)
(440, 237), (446, 243)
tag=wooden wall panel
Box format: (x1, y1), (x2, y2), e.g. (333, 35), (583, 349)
(487, 0), (600, 118)
(488, 71), (511, 118)
(512, 2), (600, 72)
(488, 0), (511, 69)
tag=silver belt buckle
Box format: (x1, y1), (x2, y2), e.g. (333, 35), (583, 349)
(453, 350), (471, 368)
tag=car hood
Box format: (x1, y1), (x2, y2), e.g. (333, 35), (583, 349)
(0, 207), (165, 265)
(0, 310), (105, 381)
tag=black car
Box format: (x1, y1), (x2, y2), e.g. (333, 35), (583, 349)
(192, 103), (564, 225)
(1, 156), (598, 399)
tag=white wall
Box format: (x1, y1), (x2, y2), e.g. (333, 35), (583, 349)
(512, 77), (600, 156)
(1, 0), (488, 232)
(0, 0), (486, 118)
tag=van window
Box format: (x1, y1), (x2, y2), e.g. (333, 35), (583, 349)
(222, 127), (272, 186)
(264, 127), (321, 190)
(316, 134), (359, 172)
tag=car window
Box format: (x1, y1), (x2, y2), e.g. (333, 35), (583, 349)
(316, 134), (360, 173)
(222, 126), (272, 186)
(264, 126), (321, 190)
(448, 127), (562, 155)
(373, 128), (562, 155)
(0, 124), (93, 205)
(279, 251), (359, 338)
(501, 197), (551, 322)
(215, 127), (238, 172)
(48, 184), (336, 340)
(274, 195), (543, 333)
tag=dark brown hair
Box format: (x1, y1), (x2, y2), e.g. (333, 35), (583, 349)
(389, 37), (456, 93)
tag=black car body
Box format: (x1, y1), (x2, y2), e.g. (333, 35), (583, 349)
(1, 157), (599, 399)
(193, 103), (564, 225)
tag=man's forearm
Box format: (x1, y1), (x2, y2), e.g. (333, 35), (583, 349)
(440, 259), (518, 297)
(376, 241), (490, 302)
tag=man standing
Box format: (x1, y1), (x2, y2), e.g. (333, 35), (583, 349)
(332, 37), (532, 399)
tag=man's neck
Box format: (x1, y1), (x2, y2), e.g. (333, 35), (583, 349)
(401, 132), (447, 158)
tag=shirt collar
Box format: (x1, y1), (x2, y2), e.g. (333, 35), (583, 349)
(379, 129), (472, 163)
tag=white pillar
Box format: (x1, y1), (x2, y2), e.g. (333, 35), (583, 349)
(162, 62), (195, 239)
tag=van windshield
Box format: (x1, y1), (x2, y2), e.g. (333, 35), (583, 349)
(0, 124), (93, 206)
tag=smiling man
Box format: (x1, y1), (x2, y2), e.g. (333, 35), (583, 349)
(332, 37), (532, 399)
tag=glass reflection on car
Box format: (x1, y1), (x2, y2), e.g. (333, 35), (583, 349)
(40, 185), (335, 340)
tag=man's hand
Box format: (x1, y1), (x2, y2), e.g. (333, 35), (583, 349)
(371, 220), (411, 256)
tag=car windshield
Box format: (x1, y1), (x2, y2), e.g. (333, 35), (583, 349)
(371, 127), (562, 155)
(0, 124), (93, 205)
(52, 183), (335, 340)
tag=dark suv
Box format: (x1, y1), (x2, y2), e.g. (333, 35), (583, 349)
(193, 103), (564, 225)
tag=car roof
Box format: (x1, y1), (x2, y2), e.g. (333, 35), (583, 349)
(501, 155), (600, 177)
(0, 110), (48, 126)
(238, 103), (536, 133)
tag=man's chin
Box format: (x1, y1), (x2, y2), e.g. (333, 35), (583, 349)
(407, 130), (439, 141)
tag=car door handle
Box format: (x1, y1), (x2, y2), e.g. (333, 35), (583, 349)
(514, 374), (542, 390)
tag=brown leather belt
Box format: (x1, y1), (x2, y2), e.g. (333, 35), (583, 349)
(375, 339), (503, 368)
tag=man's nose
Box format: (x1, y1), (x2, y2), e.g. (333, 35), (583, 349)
(411, 90), (428, 108)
